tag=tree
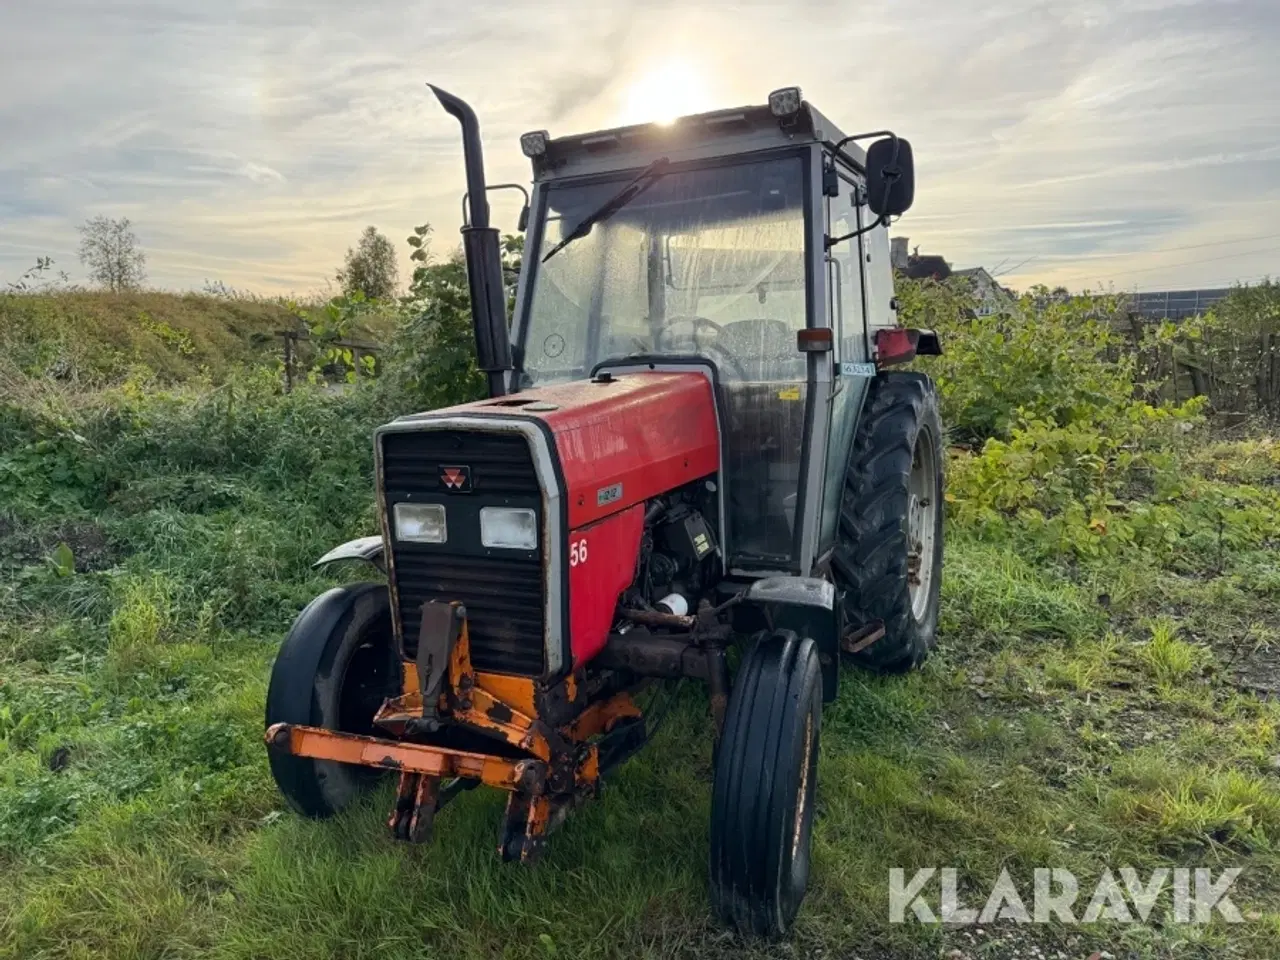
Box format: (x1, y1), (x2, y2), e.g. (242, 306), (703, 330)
(337, 226), (399, 300)
(78, 216), (146, 292)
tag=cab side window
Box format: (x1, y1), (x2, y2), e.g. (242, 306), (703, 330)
(826, 173), (868, 362)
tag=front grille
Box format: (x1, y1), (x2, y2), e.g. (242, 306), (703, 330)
(382, 430), (539, 495)
(381, 428), (546, 676)
(393, 552), (545, 675)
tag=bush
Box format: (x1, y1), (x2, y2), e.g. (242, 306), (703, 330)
(900, 279), (1138, 443)
(891, 277), (1256, 564)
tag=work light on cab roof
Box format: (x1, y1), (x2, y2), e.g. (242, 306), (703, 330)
(264, 80), (944, 941)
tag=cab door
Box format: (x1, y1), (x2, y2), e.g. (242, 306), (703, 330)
(817, 162), (872, 557)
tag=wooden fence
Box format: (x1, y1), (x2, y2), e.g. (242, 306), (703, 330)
(276, 330), (383, 392)
(1118, 314), (1280, 421)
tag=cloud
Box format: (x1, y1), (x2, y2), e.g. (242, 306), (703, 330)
(0, 0), (1277, 292)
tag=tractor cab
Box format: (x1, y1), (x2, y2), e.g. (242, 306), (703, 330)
(509, 89), (919, 576)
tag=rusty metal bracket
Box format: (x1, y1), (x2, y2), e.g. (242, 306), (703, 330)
(387, 772), (443, 843)
(408, 775), (440, 843)
(841, 621), (886, 654)
(565, 691), (641, 742)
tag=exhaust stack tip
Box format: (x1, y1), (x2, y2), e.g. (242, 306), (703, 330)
(426, 83), (457, 109)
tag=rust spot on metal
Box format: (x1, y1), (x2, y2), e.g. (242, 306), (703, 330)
(265, 723), (292, 749)
(709, 691), (728, 730)
(566, 692), (641, 742)
(476, 673), (537, 716)
(842, 621), (886, 654)
(487, 701), (514, 724)
(618, 607), (696, 630)
(407, 775), (439, 843)
(279, 722), (537, 790)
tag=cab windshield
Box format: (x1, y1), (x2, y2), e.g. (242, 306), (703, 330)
(519, 155), (807, 386)
(518, 154), (812, 568)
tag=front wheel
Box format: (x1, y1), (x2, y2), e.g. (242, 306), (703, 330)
(709, 630), (822, 938)
(265, 582), (399, 818)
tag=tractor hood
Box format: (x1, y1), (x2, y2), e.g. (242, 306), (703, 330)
(388, 370), (721, 530)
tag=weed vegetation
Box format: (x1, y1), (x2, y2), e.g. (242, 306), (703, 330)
(2, 269), (1279, 959)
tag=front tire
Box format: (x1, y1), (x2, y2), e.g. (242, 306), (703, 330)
(832, 372), (944, 673)
(265, 582), (398, 818)
(709, 631), (822, 938)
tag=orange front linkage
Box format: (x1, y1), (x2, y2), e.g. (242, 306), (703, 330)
(263, 722), (542, 791)
(264, 602), (641, 861)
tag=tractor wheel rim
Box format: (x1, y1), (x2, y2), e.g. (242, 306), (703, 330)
(791, 711), (814, 860)
(907, 426), (938, 621)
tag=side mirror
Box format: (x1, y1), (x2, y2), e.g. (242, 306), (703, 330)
(517, 203), (530, 232)
(865, 136), (914, 218)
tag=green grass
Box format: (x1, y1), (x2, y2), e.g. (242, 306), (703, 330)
(0, 291), (297, 385)
(4, 303), (1280, 956)
(0, 290), (398, 387)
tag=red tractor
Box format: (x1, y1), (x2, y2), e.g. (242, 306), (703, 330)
(265, 85), (943, 937)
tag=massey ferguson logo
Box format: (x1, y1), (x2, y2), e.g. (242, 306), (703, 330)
(439, 465), (472, 492)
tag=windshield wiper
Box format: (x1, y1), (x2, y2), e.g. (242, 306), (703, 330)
(541, 157), (671, 263)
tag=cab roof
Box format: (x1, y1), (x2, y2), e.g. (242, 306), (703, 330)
(528, 98), (866, 182)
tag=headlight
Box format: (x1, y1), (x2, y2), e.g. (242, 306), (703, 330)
(768, 86), (803, 118)
(394, 503), (446, 543)
(520, 130), (549, 157)
(480, 507), (537, 550)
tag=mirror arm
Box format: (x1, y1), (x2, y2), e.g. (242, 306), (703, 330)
(827, 130), (895, 175)
(833, 129), (906, 222)
(832, 129), (896, 153)
(824, 215), (890, 250)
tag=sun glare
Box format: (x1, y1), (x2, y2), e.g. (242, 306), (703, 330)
(623, 60), (714, 126)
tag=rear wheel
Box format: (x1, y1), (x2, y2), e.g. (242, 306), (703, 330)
(709, 630), (822, 938)
(265, 582), (399, 818)
(832, 372), (943, 673)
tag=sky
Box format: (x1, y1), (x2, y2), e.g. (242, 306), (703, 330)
(2, 0), (1279, 295)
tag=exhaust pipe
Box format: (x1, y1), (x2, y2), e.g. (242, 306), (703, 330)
(428, 85), (513, 398)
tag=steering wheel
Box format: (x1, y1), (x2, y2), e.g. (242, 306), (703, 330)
(652, 315), (749, 381)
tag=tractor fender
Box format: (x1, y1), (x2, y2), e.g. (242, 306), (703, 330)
(266, 582), (388, 730)
(313, 535), (385, 573)
(739, 577), (840, 702)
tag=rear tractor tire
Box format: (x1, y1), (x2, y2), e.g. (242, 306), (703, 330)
(710, 631), (822, 938)
(265, 582), (399, 818)
(832, 371), (943, 673)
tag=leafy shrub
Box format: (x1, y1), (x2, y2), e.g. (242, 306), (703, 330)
(900, 279), (1138, 443)
(895, 277), (1267, 564)
(380, 254), (486, 412)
